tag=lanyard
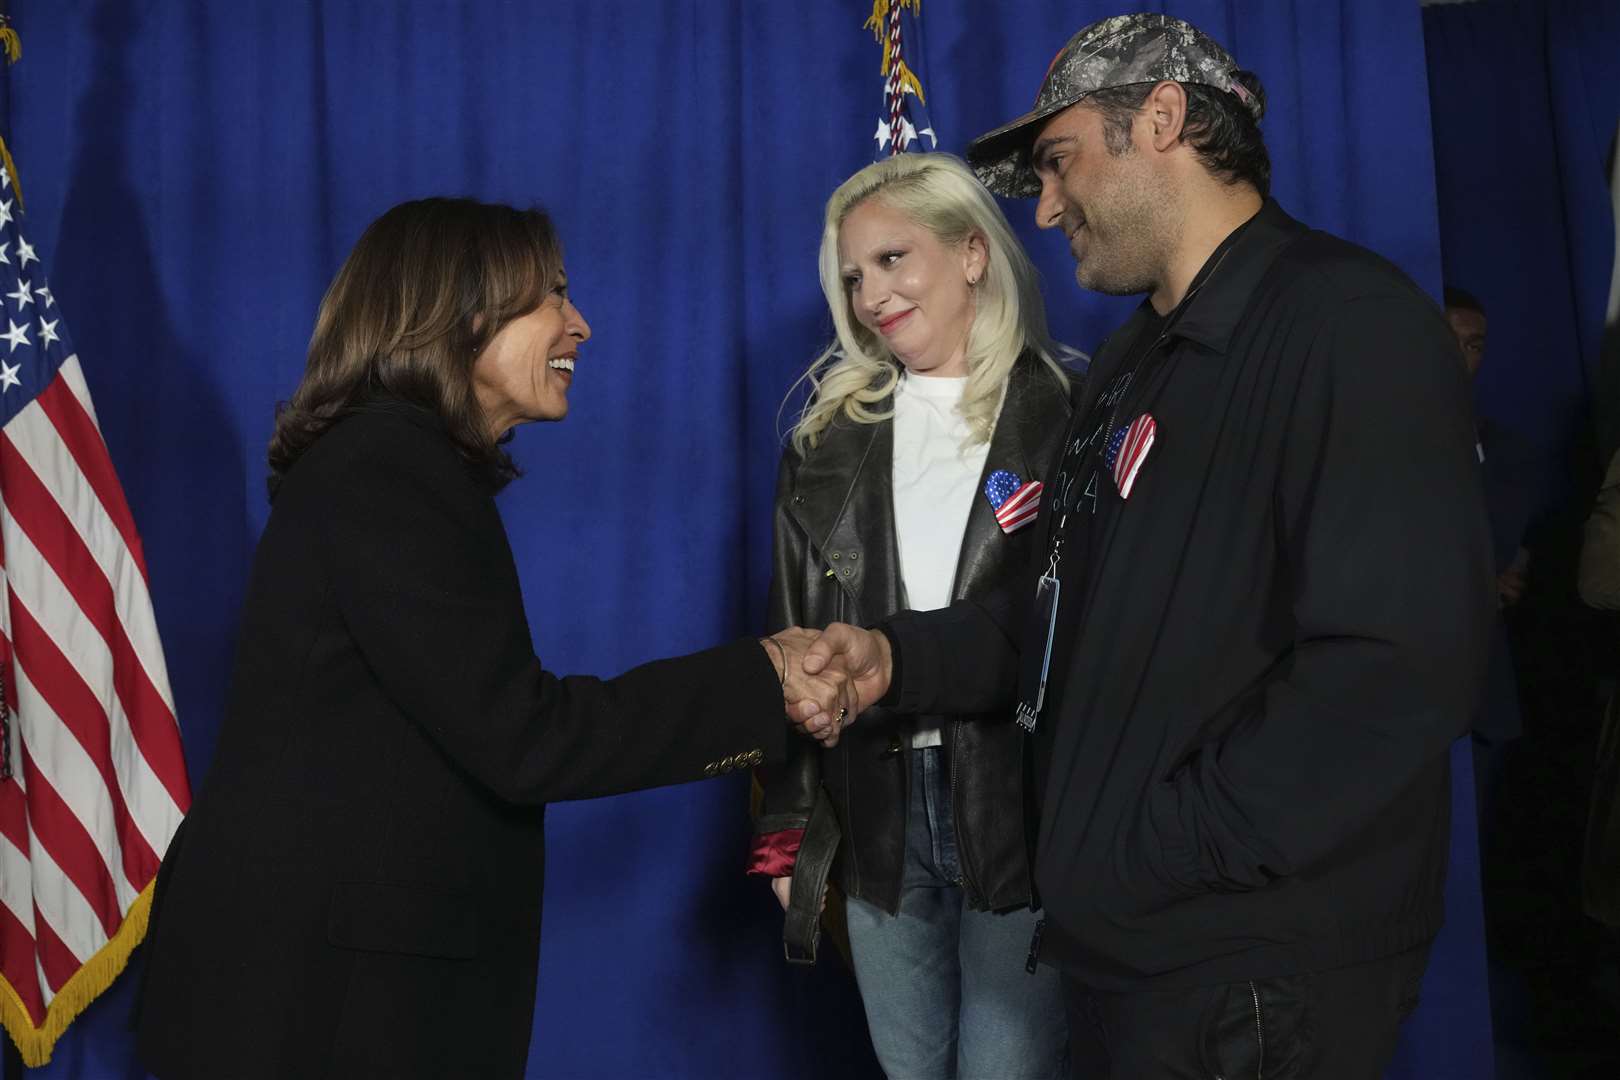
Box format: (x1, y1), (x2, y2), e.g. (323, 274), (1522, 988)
(1014, 243), (1237, 734)
(1044, 322), (1168, 581)
(1040, 242), (1237, 584)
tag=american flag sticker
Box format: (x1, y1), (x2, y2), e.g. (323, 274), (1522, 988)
(1105, 413), (1158, 500)
(985, 469), (1043, 534)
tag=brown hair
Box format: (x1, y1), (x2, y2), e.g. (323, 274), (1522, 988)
(1086, 77), (1271, 197)
(267, 197), (563, 491)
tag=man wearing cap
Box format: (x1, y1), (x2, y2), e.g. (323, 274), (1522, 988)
(794, 13), (1493, 1077)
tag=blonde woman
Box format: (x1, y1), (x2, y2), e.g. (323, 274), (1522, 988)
(749, 154), (1079, 1078)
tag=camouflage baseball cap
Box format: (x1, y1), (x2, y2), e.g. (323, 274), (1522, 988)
(966, 13), (1261, 198)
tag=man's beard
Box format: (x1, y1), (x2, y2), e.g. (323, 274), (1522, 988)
(1076, 247), (1158, 296)
(1071, 172), (1174, 297)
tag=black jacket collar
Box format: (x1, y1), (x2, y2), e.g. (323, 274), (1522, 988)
(1171, 199), (1307, 353)
(1104, 198), (1308, 360)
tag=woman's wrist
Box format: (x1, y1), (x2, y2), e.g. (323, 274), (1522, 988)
(758, 635), (787, 688)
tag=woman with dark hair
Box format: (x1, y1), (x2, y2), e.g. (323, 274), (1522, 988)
(135, 197), (853, 1079)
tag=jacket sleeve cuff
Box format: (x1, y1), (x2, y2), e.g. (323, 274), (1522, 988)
(746, 828), (805, 877)
(874, 624), (904, 709)
(876, 613), (930, 713)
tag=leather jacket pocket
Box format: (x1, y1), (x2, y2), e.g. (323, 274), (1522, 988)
(327, 881), (478, 959)
(1201, 974), (1314, 1079)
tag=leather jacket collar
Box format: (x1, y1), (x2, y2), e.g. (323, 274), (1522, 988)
(786, 353), (1065, 619)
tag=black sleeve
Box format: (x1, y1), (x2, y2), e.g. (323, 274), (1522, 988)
(1141, 292), (1494, 895)
(878, 582), (1024, 716)
(754, 448), (820, 839)
(319, 432), (787, 807)
(875, 398), (1075, 717)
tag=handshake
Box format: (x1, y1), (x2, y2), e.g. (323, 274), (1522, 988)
(759, 623), (894, 748)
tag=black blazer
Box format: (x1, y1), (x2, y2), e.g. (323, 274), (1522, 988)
(136, 402), (786, 1079)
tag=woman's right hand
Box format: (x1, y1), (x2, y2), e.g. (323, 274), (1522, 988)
(763, 629), (861, 746)
(771, 874), (826, 913)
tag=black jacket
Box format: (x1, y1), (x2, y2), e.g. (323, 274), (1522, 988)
(136, 402), (787, 1079)
(883, 201), (1494, 988)
(755, 355), (1074, 913)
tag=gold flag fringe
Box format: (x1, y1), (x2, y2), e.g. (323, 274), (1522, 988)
(890, 60), (926, 105)
(0, 880), (156, 1067)
(0, 21), (22, 210)
(863, 0), (923, 80)
(0, 135), (23, 213)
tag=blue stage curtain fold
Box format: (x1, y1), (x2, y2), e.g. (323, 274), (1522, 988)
(1426, 0), (1620, 458)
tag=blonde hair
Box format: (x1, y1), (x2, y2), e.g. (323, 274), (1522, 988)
(790, 153), (1073, 453)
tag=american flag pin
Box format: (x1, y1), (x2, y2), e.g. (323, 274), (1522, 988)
(1105, 413), (1158, 500)
(985, 469), (1043, 534)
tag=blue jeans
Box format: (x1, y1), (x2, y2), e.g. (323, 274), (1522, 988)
(845, 748), (1068, 1080)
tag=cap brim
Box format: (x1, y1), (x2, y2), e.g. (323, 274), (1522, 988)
(966, 99), (1072, 198)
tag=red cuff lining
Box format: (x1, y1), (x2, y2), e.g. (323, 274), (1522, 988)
(746, 828), (804, 877)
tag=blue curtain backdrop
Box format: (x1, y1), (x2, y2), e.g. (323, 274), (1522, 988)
(1, 2), (1491, 1077)
(1425, 0), (1620, 469)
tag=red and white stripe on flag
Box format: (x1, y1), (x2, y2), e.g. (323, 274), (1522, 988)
(0, 222), (191, 1064)
(1112, 414), (1157, 500)
(994, 480), (1043, 533)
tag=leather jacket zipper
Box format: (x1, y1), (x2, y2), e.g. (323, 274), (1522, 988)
(1024, 917), (1045, 974)
(947, 719), (984, 908)
(1213, 983), (1264, 1080)
(1249, 981), (1264, 1079)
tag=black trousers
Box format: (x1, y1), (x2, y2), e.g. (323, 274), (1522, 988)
(1063, 944), (1431, 1079)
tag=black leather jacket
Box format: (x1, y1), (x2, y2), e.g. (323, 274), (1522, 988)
(755, 355), (1077, 914)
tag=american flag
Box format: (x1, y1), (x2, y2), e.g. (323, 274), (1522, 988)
(985, 469), (1043, 534)
(1105, 413), (1158, 500)
(865, 0), (937, 158)
(0, 160), (189, 1066)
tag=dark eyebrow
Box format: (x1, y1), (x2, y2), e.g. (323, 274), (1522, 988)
(1030, 134), (1078, 172)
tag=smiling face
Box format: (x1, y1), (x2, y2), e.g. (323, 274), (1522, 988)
(471, 270), (591, 436)
(836, 197), (986, 378)
(1030, 101), (1175, 297)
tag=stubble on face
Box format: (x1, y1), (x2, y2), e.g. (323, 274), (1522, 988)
(1069, 130), (1181, 298)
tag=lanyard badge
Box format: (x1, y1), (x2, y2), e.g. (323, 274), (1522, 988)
(1014, 572), (1061, 733)
(1012, 405), (1159, 733)
(1014, 465), (1082, 735)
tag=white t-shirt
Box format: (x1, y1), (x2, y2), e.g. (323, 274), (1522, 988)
(891, 372), (990, 747)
